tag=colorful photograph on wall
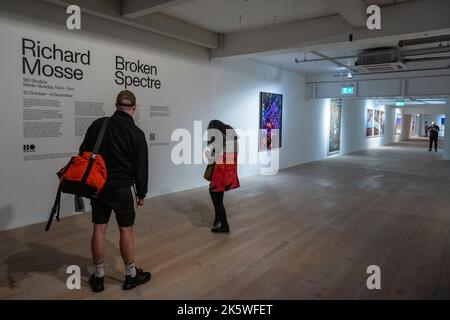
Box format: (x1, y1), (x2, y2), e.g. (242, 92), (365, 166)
(259, 92), (283, 151)
(441, 117), (446, 132)
(366, 109), (374, 137)
(380, 111), (385, 136)
(374, 110), (381, 136)
(395, 115), (402, 135)
(328, 99), (342, 155)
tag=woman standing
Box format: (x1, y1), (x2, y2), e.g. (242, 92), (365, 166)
(205, 120), (240, 233)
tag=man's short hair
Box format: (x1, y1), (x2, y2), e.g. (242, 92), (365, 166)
(116, 90), (136, 108)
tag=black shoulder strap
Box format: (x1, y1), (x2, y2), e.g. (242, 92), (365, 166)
(81, 117), (109, 184)
(93, 117), (109, 155)
(45, 186), (62, 231)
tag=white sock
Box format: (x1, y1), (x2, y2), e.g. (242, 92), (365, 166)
(94, 262), (105, 278)
(125, 262), (136, 277)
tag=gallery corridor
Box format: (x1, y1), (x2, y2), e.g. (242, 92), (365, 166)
(1, 140), (450, 300)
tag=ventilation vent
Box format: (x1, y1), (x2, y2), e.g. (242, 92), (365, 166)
(354, 47), (406, 73)
(353, 62), (406, 73)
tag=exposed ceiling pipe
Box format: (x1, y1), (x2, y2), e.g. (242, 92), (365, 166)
(295, 54), (356, 63)
(309, 50), (358, 73)
(404, 56), (450, 63)
(398, 35), (450, 47)
(294, 46), (450, 64)
(403, 46), (450, 56)
(332, 65), (450, 77)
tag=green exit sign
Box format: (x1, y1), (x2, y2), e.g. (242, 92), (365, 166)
(396, 101), (405, 107)
(341, 86), (354, 95)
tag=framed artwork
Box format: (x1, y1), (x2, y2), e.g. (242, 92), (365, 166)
(366, 108), (374, 137)
(374, 110), (381, 136)
(395, 115), (402, 135)
(380, 111), (385, 136)
(259, 92), (283, 151)
(328, 99), (342, 155)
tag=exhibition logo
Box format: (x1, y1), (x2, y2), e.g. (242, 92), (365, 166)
(23, 144), (36, 153)
(170, 121), (280, 175)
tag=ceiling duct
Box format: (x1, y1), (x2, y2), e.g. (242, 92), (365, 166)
(398, 35), (450, 47)
(353, 47), (406, 73)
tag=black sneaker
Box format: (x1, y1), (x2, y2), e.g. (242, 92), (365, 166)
(89, 274), (104, 292)
(122, 268), (151, 290)
(211, 226), (230, 233)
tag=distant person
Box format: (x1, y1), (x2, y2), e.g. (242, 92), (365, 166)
(424, 121), (429, 137)
(428, 121), (440, 152)
(80, 90), (151, 292)
(205, 120), (240, 233)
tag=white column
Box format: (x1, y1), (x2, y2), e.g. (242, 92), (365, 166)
(443, 98), (450, 160)
(401, 114), (411, 141)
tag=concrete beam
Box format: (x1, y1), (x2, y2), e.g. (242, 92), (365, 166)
(0, 0), (210, 58)
(326, 0), (367, 27)
(122, 0), (194, 19)
(42, 0), (219, 48)
(213, 0), (450, 58)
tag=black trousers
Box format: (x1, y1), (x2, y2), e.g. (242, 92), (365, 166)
(210, 191), (229, 228)
(429, 137), (438, 151)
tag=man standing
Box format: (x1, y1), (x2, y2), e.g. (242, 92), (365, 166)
(428, 121), (440, 152)
(80, 90), (151, 292)
(424, 121), (429, 137)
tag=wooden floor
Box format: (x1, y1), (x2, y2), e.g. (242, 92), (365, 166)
(1, 140), (450, 300)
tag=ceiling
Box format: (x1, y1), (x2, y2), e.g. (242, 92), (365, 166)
(376, 98), (447, 105)
(160, 0), (440, 76)
(252, 40), (450, 75)
(253, 48), (358, 75)
(162, 0), (334, 33)
(35, 0), (449, 76)
(162, 0), (414, 34)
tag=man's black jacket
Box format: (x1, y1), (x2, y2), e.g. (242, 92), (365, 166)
(79, 110), (148, 199)
(430, 125), (440, 140)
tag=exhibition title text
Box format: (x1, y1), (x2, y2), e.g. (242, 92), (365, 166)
(115, 56), (161, 90)
(22, 38), (90, 80)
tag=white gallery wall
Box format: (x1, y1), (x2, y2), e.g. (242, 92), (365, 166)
(341, 99), (395, 154)
(0, 12), (321, 231)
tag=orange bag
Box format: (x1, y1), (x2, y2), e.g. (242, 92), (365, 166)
(57, 151), (107, 196)
(45, 118), (109, 231)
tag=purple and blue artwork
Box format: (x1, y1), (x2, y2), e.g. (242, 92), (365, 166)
(259, 92), (283, 151)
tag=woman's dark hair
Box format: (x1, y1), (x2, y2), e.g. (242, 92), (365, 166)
(208, 120), (229, 135)
(208, 120), (236, 145)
